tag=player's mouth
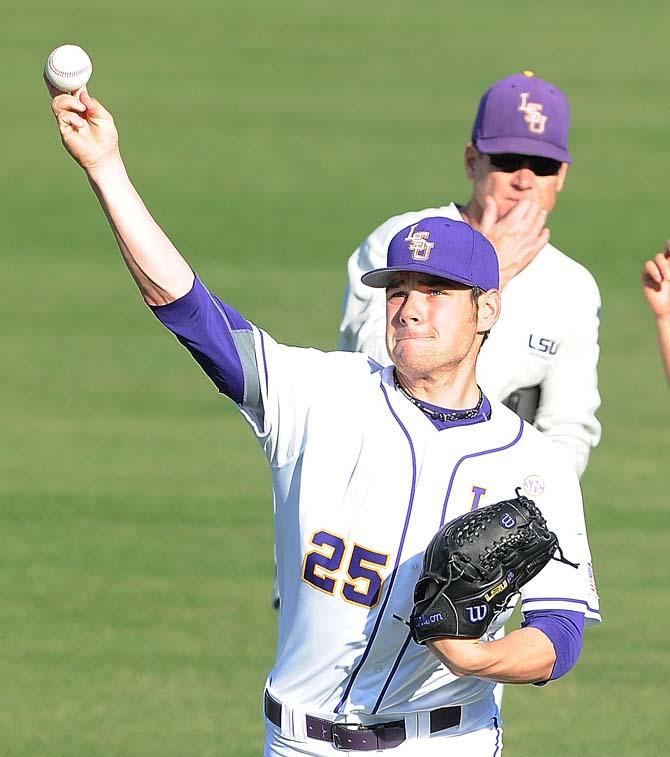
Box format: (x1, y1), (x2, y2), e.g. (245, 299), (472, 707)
(394, 333), (434, 342)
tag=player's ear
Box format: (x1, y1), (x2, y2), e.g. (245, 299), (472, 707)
(464, 143), (478, 180)
(476, 288), (500, 333)
(555, 162), (569, 193)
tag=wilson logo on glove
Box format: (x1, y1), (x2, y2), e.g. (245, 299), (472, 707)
(414, 611), (446, 629)
(465, 604), (488, 623)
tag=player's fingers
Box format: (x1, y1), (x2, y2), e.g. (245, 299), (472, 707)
(642, 259), (663, 285)
(537, 226), (550, 250)
(51, 93), (87, 118)
(480, 196), (498, 234)
(525, 227), (550, 262)
(500, 198), (526, 224)
(79, 88), (111, 119)
(525, 199), (546, 226)
(526, 204), (548, 238)
(58, 111), (88, 131)
(654, 251), (670, 279)
(664, 240), (670, 257)
(507, 198), (535, 224)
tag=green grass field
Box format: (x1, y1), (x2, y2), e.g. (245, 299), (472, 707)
(2, 1), (669, 754)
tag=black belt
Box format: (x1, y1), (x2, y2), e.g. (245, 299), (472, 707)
(264, 690), (461, 751)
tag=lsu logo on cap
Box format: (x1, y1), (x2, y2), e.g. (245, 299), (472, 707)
(518, 92), (547, 134)
(405, 224), (434, 261)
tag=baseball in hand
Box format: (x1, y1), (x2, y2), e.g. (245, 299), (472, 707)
(44, 44), (93, 93)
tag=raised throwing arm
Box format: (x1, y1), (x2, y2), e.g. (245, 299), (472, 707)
(49, 86), (194, 305)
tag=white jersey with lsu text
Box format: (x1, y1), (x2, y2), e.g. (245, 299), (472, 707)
(242, 333), (601, 718)
(338, 203), (602, 477)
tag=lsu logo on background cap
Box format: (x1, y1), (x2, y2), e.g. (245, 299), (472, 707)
(518, 92), (547, 134)
(404, 224), (434, 261)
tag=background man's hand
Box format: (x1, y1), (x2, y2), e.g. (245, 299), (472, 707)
(480, 196), (550, 289)
(642, 242), (670, 318)
(48, 84), (120, 176)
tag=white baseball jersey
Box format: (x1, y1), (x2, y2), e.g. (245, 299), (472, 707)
(242, 333), (601, 718)
(339, 203), (602, 477)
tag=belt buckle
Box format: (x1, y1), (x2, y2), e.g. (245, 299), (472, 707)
(332, 723), (372, 751)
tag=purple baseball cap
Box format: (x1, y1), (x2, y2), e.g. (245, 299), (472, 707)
(361, 216), (499, 291)
(471, 70), (572, 163)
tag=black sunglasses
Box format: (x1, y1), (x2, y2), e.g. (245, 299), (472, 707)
(485, 153), (562, 177)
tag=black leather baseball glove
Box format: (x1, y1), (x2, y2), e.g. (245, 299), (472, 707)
(409, 491), (576, 643)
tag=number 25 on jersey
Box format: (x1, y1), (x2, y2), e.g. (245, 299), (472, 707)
(302, 530), (390, 609)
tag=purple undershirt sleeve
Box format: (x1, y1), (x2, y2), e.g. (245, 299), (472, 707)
(522, 609), (585, 682)
(149, 276), (259, 407)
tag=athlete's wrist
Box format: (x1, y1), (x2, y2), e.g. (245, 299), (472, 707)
(86, 152), (127, 187)
(427, 637), (489, 677)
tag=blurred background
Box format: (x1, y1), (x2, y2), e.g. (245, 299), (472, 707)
(2, 1), (669, 754)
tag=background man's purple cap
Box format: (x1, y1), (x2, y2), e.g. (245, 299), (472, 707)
(471, 70), (572, 163)
(361, 216), (499, 291)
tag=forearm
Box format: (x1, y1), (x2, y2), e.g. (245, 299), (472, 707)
(428, 627), (555, 684)
(656, 314), (670, 383)
(87, 156), (194, 306)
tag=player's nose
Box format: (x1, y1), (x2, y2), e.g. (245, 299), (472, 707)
(510, 167), (535, 190)
(398, 291), (425, 323)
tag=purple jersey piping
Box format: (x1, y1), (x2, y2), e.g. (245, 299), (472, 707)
(493, 716), (503, 755)
(370, 635), (413, 713)
(258, 330), (270, 398)
(333, 380), (418, 715)
(440, 416), (524, 526)
(372, 416), (525, 713)
(521, 597), (600, 616)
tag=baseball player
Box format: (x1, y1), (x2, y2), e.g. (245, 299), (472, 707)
(642, 242), (670, 383)
(49, 86), (601, 755)
(339, 71), (601, 477)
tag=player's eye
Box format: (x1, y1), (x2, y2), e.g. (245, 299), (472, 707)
(487, 152), (561, 176)
(386, 290), (406, 300)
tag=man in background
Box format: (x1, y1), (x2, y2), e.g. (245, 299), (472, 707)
(339, 71), (601, 477)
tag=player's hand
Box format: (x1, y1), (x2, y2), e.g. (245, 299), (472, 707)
(48, 85), (120, 176)
(641, 242), (670, 319)
(480, 196), (550, 289)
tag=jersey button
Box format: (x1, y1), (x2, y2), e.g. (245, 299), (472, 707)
(374, 663), (383, 673)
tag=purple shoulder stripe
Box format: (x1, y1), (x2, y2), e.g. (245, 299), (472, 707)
(150, 276), (257, 406)
(521, 597), (600, 616)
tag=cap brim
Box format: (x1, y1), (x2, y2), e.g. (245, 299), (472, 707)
(361, 265), (478, 289)
(475, 136), (572, 163)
